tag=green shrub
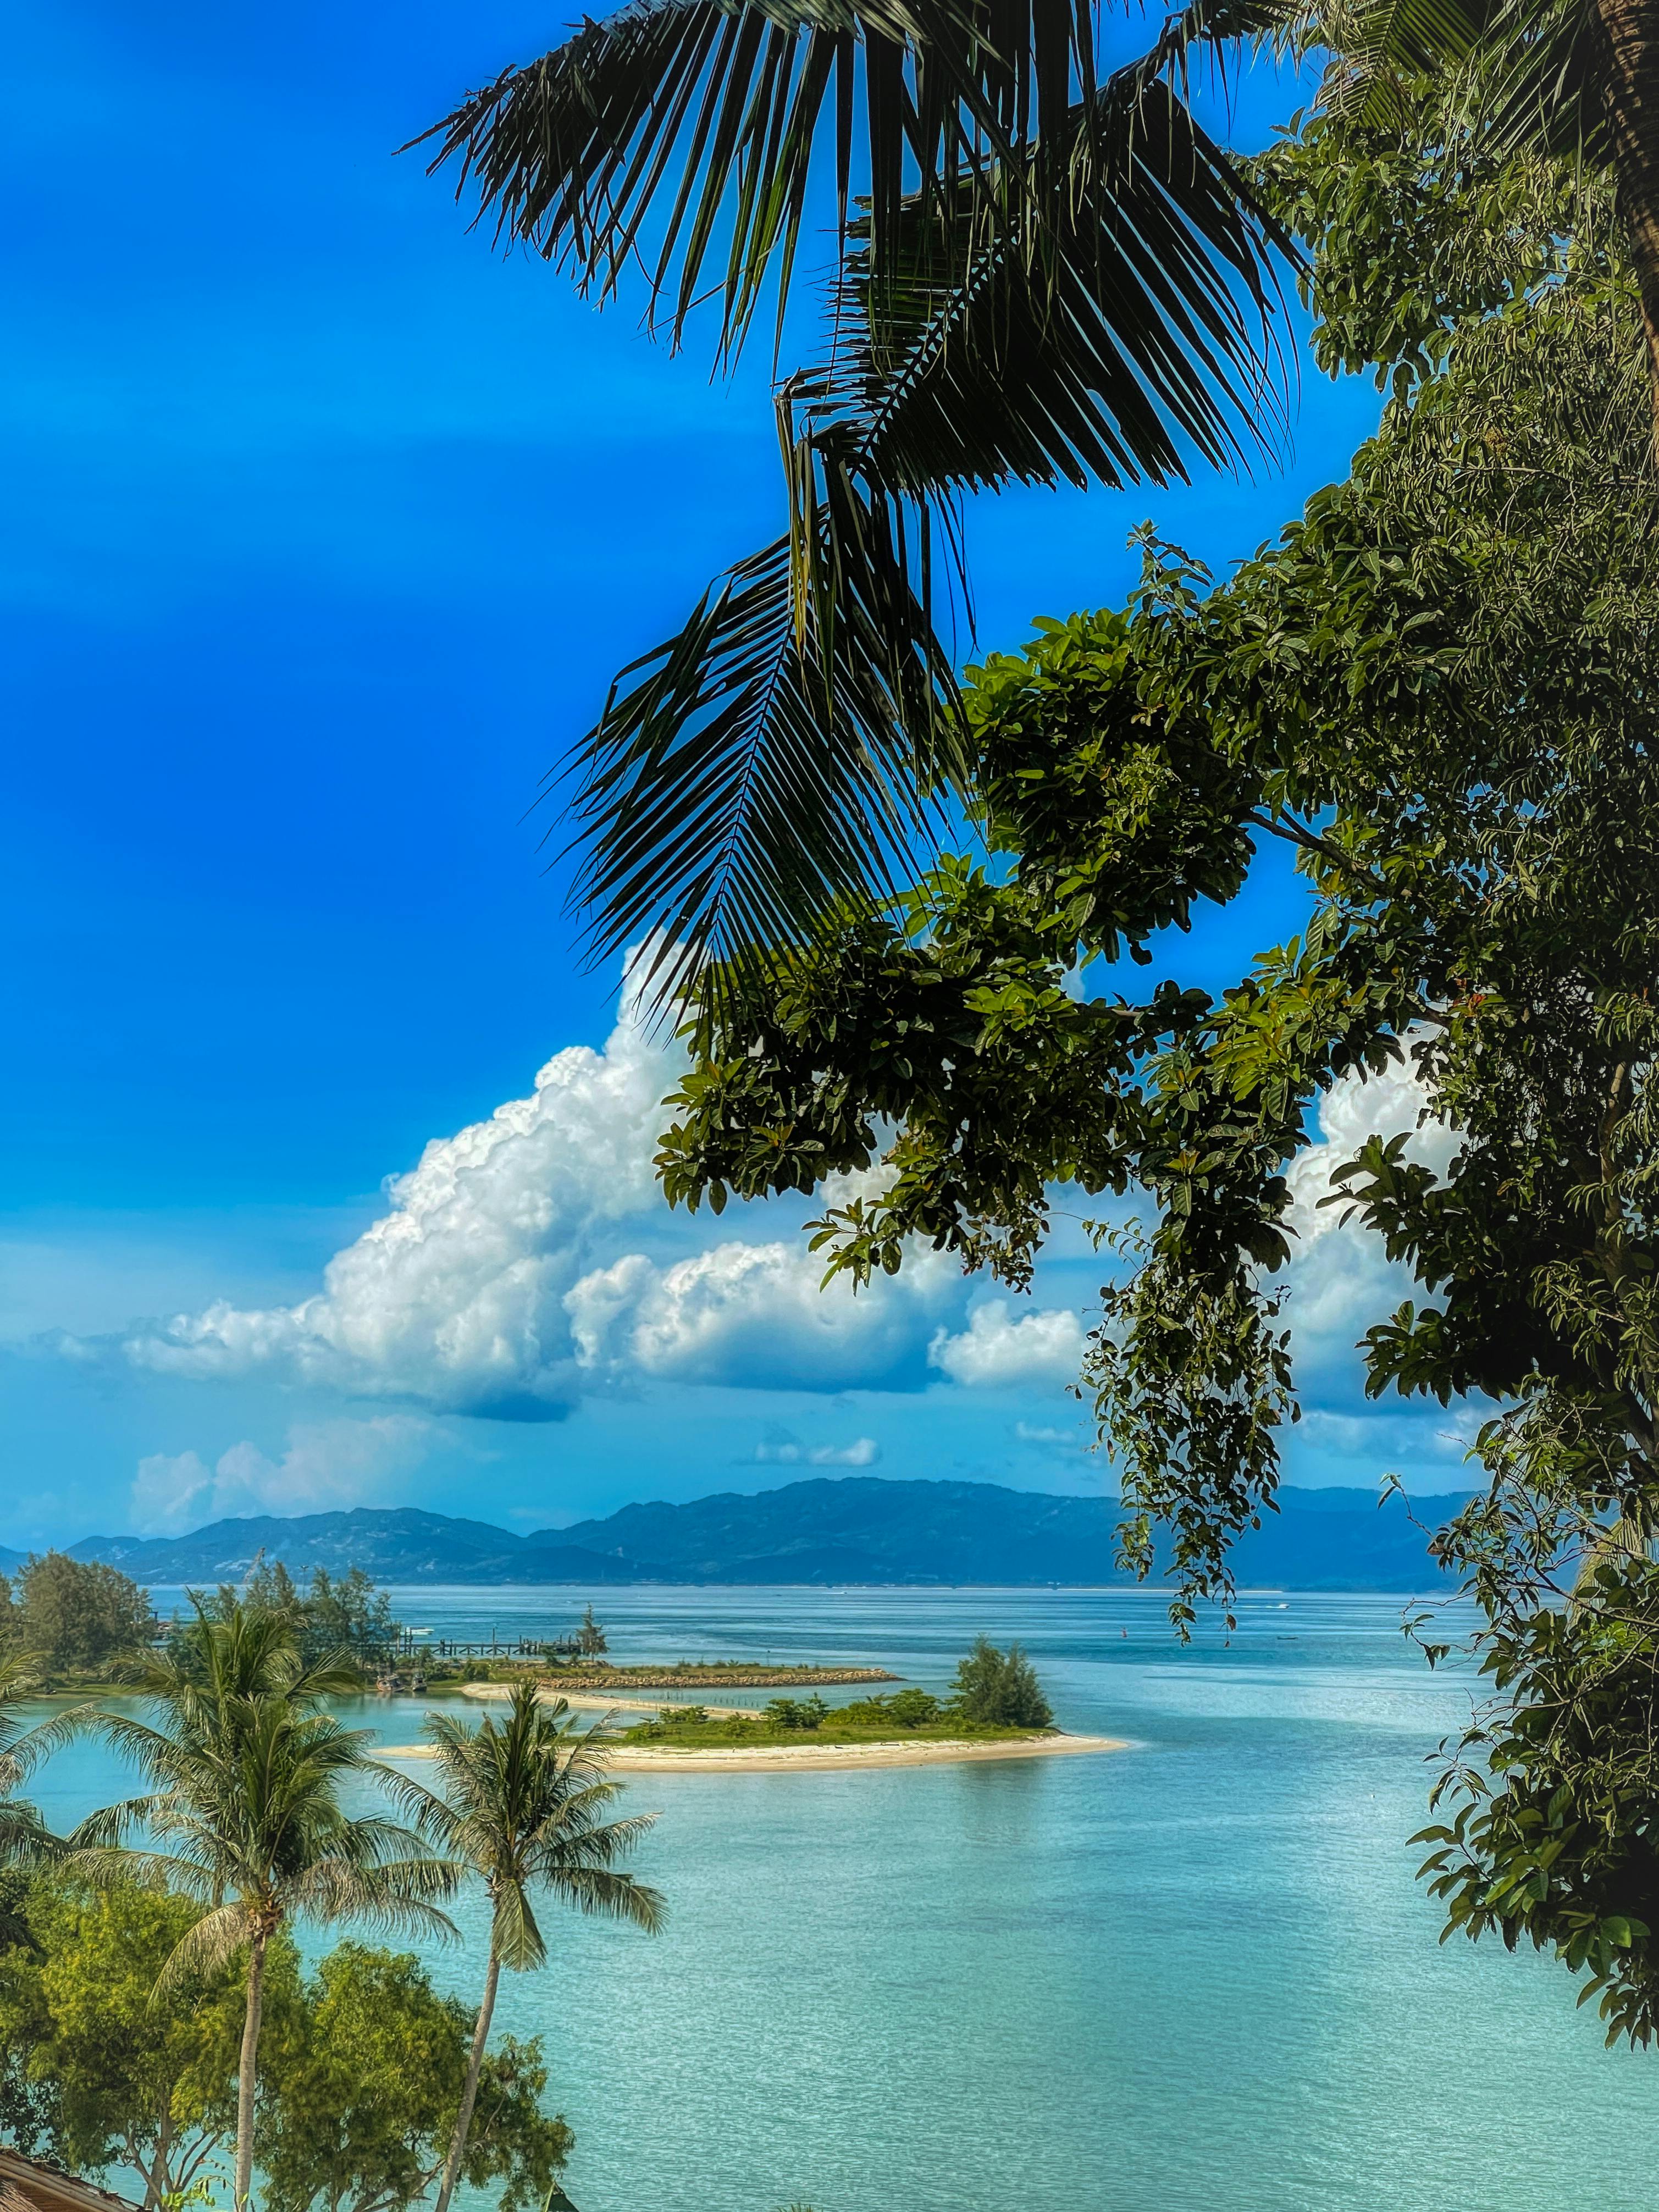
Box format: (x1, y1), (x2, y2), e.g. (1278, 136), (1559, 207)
(950, 1639), (1053, 1728)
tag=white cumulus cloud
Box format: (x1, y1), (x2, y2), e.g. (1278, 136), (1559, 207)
(567, 1231), (958, 1392)
(928, 1301), (1087, 1389)
(752, 1428), (881, 1467)
(1286, 1047), (1461, 1247)
(118, 980), (681, 1419)
(132, 1414), (434, 1535)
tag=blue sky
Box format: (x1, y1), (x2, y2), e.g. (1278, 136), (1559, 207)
(2, 0), (1464, 1548)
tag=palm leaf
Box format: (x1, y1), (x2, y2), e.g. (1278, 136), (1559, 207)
(1289, 0), (1486, 123)
(564, 25), (1290, 994)
(564, 516), (964, 1003)
(410, 0), (1134, 358)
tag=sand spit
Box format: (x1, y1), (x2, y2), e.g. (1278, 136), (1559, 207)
(378, 1732), (1126, 1773)
(458, 1683), (757, 1719)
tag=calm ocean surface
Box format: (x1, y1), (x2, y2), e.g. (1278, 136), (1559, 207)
(24, 1585), (1659, 2212)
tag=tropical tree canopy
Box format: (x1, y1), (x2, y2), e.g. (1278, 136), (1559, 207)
(419, 0), (1659, 996)
(647, 86), (1659, 2037)
(71, 1599), (460, 2212)
(0, 1874), (295, 2210)
(403, 1682), (661, 2212)
(256, 1942), (572, 2212)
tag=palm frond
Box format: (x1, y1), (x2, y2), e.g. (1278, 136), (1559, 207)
(63, 1842), (218, 1900)
(294, 1856), (462, 1942)
(1474, 0), (1606, 163)
(541, 1863), (667, 1931)
(152, 1901), (253, 1995)
(565, 30), (1290, 995)
(410, 0), (1141, 359)
(1287, 0), (1485, 121)
(565, 518), (964, 1003)
(0, 1699), (102, 1785)
(0, 1799), (63, 1867)
(489, 1868), (547, 1975)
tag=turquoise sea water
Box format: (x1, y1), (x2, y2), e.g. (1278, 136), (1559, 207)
(23, 1586), (1659, 2212)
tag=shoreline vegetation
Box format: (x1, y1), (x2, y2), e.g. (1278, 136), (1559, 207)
(428, 1643), (1117, 1772)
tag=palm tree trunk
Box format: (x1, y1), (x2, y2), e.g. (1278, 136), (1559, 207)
(1596, 0), (1659, 434)
(234, 1927), (268, 2212)
(433, 1951), (501, 2212)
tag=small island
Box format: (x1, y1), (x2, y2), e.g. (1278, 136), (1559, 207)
(429, 1636), (1126, 1773)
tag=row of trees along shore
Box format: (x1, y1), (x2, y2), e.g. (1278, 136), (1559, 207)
(400, 0), (1659, 2061)
(0, 1595), (663, 2212)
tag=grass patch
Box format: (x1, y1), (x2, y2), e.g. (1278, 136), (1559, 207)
(616, 1689), (1054, 1750)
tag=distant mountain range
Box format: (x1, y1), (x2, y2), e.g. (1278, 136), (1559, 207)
(5, 1477), (1473, 1592)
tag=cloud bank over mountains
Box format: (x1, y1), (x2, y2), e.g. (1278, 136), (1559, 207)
(57, 972), (1465, 1533)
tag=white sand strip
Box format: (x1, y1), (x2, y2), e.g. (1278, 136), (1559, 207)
(378, 1733), (1125, 1773)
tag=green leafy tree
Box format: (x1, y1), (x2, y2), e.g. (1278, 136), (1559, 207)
(15, 1556), (152, 1680)
(0, 1876), (295, 2207)
(1282, 0), (1659, 423)
(950, 1640), (1054, 1728)
(242, 1556), (302, 1621)
(297, 1572), (397, 1668)
(0, 1868), (59, 2156)
(71, 1597), (460, 2211)
(574, 1607), (607, 1660)
(840, 1689), (943, 1728)
(403, 1682), (662, 2212)
(257, 1943), (571, 2212)
(762, 1695), (829, 1731)
(646, 85), (1659, 2036)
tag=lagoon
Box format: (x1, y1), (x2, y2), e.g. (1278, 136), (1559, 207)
(24, 1585), (1659, 2212)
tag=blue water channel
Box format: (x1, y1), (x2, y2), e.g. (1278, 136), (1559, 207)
(24, 1586), (1659, 2212)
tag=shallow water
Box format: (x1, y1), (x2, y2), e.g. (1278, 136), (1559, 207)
(25, 1586), (1659, 2212)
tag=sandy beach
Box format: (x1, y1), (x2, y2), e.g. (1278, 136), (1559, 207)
(456, 1682), (757, 1719)
(378, 1732), (1126, 1773)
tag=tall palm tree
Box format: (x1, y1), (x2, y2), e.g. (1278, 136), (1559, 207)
(70, 1599), (461, 2212)
(413, 0), (1294, 998)
(0, 1654), (88, 1870)
(401, 1683), (664, 2212)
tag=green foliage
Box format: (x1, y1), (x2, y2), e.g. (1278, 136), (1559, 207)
(74, 1595), (460, 2210)
(651, 84), (1659, 2029)
(418, 0), (1296, 995)
(258, 1944), (570, 2212)
(0, 1875), (293, 2200)
(200, 1561), (398, 1671)
(623, 1668), (1044, 1746)
(298, 1570), (398, 1667)
(762, 1695), (830, 1731)
(838, 1689), (943, 1729)
(575, 1606), (607, 1658)
(950, 1640), (1054, 1729)
(14, 1555), (152, 1681)
(0, 1869), (60, 2158)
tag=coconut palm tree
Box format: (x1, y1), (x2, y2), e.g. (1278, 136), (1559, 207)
(413, 0), (1295, 999)
(0, 1654), (87, 1869)
(403, 1683), (663, 2212)
(70, 1599), (461, 2212)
